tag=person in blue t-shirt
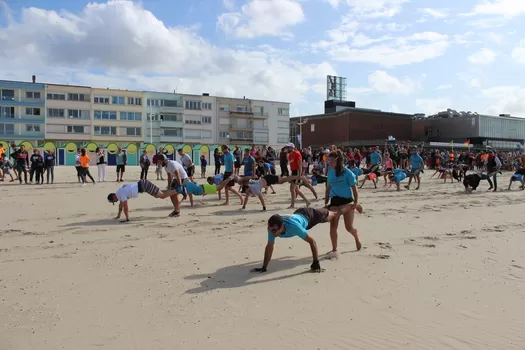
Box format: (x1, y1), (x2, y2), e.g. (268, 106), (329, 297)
(324, 150), (362, 259)
(251, 207), (351, 273)
(220, 145), (243, 205)
(405, 148), (424, 190)
(508, 172), (525, 190)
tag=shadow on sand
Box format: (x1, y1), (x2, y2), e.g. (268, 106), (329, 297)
(184, 256), (315, 294)
(61, 215), (153, 227)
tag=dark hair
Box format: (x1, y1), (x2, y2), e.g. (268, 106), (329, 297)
(328, 150), (345, 177)
(268, 214), (284, 228)
(95, 147), (100, 152)
(206, 176), (214, 183)
(81, 148), (87, 156)
(107, 193), (115, 203)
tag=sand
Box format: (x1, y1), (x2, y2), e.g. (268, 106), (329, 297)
(1, 166), (525, 350)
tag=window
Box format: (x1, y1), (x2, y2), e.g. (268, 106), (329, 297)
(278, 108), (290, 116)
(164, 100), (179, 107)
(0, 123), (15, 135)
(253, 106), (263, 115)
(162, 114), (182, 122)
(94, 96), (110, 104)
(26, 124), (41, 132)
(236, 131), (251, 139)
(68, 109), (90, 119)
(68, 93), (88, 101)
(127, 97), (142, 106)
(201, 130), (212, 138)
(48, 108), (65, 118)
(67, 125), (85, 134)
(147, 113), (159, 121)
(1, 89), (15, 101)
(25, 108), (41, 116)
(1, 106), (15, 118)
(185, 100), (201, 110)
(278, 134), (289, 143)
(278, 121), (289, 129)
(236, 105), (248, 112)
(120, 112), (142, 121)
(25, 91), (41, 99)
(254, 134), (269, 142)
(147, 99), (163, 107)
(94, 126), (116, 135)
(163, 128), (183, 137)
(185, 129), (201, 139)
(185, 117), (202, 125)
(201, 116), (212, 124)
(219, 131), (229, 138)
(202, 102), (212, 110)
(111, 96), (125, 105)
(219, 104), (230, 111)
(126, 127), (141, 136)
(94, 111), (116, 120)
(47, 93), (66, 100)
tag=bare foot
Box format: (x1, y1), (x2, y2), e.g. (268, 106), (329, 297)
(221, 202), (229, 206)
(306, 201), (311, 207)
(355, 203), (363, 214)
(287, 205), (295, 209)
(351, 228), (361, 251)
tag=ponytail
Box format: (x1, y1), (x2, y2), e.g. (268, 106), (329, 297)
(329, 150), (345, 177)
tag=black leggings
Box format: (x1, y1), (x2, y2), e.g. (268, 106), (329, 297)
(30, 167), (44, 183)
(140, 166), (149, 180)
(280, 164), (289, 177)
(15, 165), (28, 183)
(215, 164), (221, 175)
(82, 168), (95, 183)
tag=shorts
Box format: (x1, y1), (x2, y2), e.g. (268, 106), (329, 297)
(234, 161), (241, 169)
(223, 171), (234, 187)
(370, 164), (380, 176)
(516, 168), (525, 176)
(137, 179), (160, 197)
(185, 165), (195, 177)
(201, 166), (206, 173)
(263, 174), (279, 185)
(412, 168), (422, 176)
(169, 178), (183, 192)
(117, 165), (126, 173)
(290, 170), (301, 184)
(248, 179), (263, 195)
(294, 207), (330, 230)
(328, 196), (353, 209)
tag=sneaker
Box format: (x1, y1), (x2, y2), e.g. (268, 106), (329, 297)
(326, 251), (339, 260)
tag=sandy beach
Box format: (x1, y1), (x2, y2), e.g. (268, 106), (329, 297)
(1, 166), (525, 350)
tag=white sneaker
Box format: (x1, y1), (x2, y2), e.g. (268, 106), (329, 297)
(326, 251), (339, 260)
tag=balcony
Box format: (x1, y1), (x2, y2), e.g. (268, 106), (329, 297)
(230, 132), (253, 141)
(252, 111), (269, 119)
(160, 134), (183, 143)
(230, 109), (253, 118)
(0, 131), (45, 139)
(160, 120), (184, 128)
(230, 123), (252, 131)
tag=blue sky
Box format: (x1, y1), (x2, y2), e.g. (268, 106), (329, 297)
(1, 0), (524, 117)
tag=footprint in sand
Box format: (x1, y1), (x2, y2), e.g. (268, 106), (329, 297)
(511, 264), (523, 269)
(376, 242), (392, 249)
(463, 236), (477, 240)
(375, 254), (390, 259)
(422, 244), (436, 248)
(423, 236), (439, 241)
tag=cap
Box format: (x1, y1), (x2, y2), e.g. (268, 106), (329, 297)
(107, 193), (116, 205)
(286, 143), (295, 148)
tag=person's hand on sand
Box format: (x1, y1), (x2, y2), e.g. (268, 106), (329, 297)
(251, 267), (267, 273)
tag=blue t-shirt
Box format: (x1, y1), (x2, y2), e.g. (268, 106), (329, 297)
(327, 167), (357, 199)
(267, 214), (309, 243)
(213, 174), (224, 185)
(223, 152), (234, 172)
(186, 181), (203, 196)
(116, 152), (125, 165)
(370, 152), (381, 166)
(243, 156), (255, 176)
(410, 154), (424, 170)
(512, 173), (523, 182)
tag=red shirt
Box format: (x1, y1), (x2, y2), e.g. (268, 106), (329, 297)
(289, 150), (302, 171)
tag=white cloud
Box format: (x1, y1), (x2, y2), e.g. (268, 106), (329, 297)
(416, 98), (452, 115)
(352, 33), (392, 47)
(485, 32), (503, 44)
(216, 0), (304, 39)
(437, 84), (452, 90)
(418, 8), (449, 18)
(470, 0), (525, 17)
(511, 40), (525, 64)
(482, 86), (525, 116)
(0, 0), (331, 106)
(327, 32), (449, 67)
(467, 48), (497, 65)
(348, 70), (417, 95)
(324, 0), (409, 18)
(223, 0), (235, 10)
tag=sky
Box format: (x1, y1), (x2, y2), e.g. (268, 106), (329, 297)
(0, 0), (524, 117)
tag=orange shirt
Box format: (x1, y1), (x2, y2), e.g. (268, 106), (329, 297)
(80, 155), (90, 168)
(289, 150), (302, 171)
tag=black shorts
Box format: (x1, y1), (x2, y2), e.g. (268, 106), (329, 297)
(223, 171), (234, 187)
(234, 161), (241, 169)
(263, 174), (279, 185)
(294, 207), (330, 230)
(185, 165), (195, 177)
(370, 165), (380, 176)
(328, 196), (353, 209)
(385, 168), (393, 172)
(116, 165), (125, 173)
(516, 168), (525, 175)
(290, 170), (301, 184)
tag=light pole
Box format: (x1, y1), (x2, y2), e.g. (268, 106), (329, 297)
(297, 117), (308, 149)
(149, 104), (153, 144)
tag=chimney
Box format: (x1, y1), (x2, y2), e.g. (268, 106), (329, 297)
(243, 96), (245, 99)
(202, 93), (209, 96)
(32, 75), (36, 83)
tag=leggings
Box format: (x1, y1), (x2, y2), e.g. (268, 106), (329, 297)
(215, 164), (221, 175)
(31, 167), (44, 183)
(75, 166), (83, 182)
(15, 164), (28, 183)
(82, 167), (95, 183)
(280, 164), (289, 177)
(140, 166), (149, 180)
(47, 166), (54, 183)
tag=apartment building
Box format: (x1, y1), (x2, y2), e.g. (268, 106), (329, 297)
(45, 83), (92, 141)
(0, 79), (45, 144)
(216, 97), (290, 148)
(90, 88), (144, 143)
(143, 91), (184, 145)
(182, 94), (216, 145)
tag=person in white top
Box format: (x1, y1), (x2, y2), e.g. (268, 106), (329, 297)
(75, 149), (82, 183)
(177, 149), (195, 180)
(107, 179), (179, 222)
(160, 155), (189, 217)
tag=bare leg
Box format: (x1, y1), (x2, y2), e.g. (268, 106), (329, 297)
(155, 189), (180, 199)
(168, 194), (180, 217)
(257, 193), (266, 210)
(288, 183), (297, 208)
(294, 187), (311, 207)
(343, 210), (361, 250)
(242, 188), (251, 209)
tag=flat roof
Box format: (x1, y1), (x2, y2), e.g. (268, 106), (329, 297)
(290, 107), (414, 120)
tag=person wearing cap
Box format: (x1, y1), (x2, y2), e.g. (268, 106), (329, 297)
(251, 206), (353, 273)
(107, 179), (179, 222)
(286, 143), (311, 208)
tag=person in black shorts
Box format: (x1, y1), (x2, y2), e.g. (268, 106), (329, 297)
(251, 207), (352, 273)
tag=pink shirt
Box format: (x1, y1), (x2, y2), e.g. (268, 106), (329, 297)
(385, 159), (393, 169)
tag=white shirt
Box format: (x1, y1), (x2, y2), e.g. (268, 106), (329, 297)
(179, 154), (192, 169)
(115, 182), (139, 201)
(166, 160), (188, 179)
